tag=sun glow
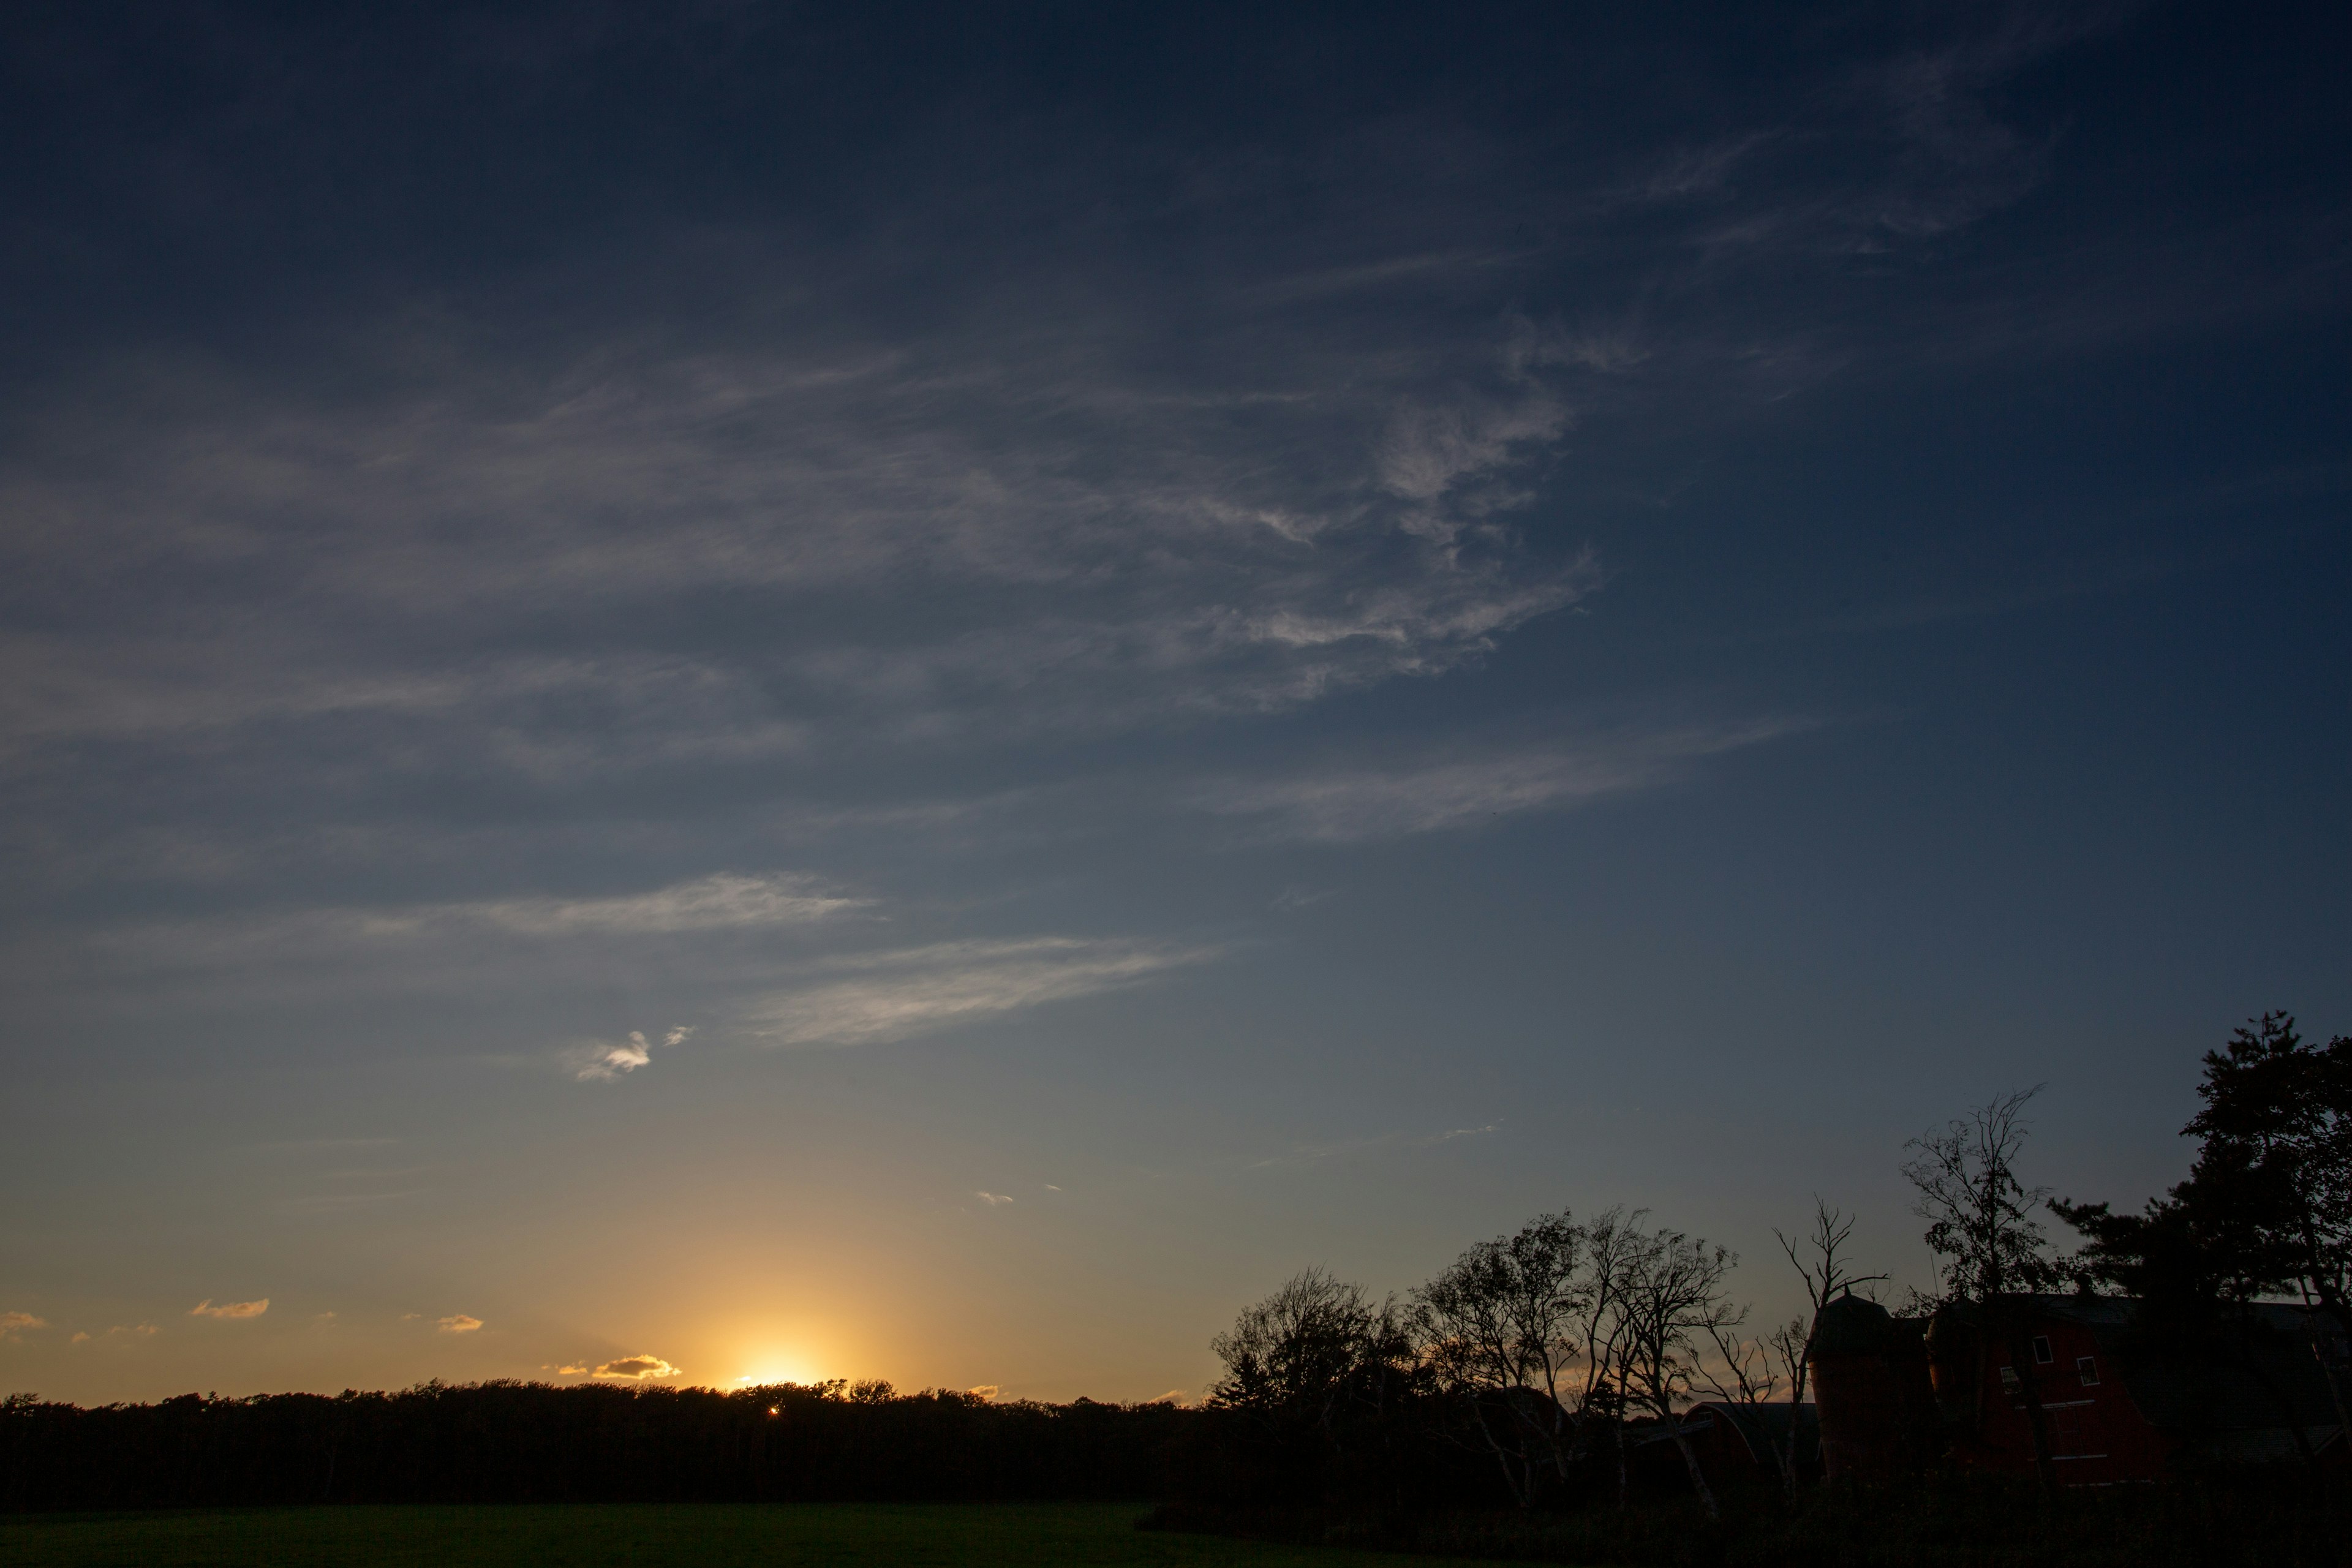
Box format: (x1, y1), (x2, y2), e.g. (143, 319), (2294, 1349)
(734, 1352), (822, 1387)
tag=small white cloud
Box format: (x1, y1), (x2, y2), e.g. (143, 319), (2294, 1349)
(573, 1023), (695, 1082)
(190, 1298), (268, 1319)
(1270, 885), (1335, 913)
(1042, 1184), (1061, 1191)
(1151, 1389), (1190, 1407)
(0, 1311), (48, 1338)
(594, 1354), (681, 1381)
(965, 1384), (1001, 1401)
(70, 1330), (90, 1344)
(437, 1314), (483, 1334)
(974, 1191), (1014, 1207)
(554, 1363), (589, 1376)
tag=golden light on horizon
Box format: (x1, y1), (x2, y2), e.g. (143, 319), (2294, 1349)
(733, 1351), (824, 1387)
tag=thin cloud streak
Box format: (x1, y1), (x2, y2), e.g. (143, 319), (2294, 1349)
(1194, 720), (1811, 842)
(739, 938), (1218, 1049)
(34, 873), (861, 1005)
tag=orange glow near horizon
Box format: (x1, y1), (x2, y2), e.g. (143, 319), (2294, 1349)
(731, 1349), (826, 1388)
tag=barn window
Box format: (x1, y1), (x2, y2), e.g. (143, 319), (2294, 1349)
(2031, 1335), (2054, 1364)
(2077, 1356), (2099, 1386)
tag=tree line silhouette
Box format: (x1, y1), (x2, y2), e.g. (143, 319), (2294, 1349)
(0, 1379), (1184, 1511)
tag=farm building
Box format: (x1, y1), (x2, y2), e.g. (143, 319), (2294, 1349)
(1807, 1291), (2351, 1483)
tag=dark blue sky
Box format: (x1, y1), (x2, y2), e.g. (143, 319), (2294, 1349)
(2, 0), (2345, 1401)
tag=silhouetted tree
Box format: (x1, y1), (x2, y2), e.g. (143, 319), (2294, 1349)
(2054, 1013), (2352, 1466)
(2182, 1013), (2352, 1317)
(1743, 1199), (1883, 1506)
(1613, 1227), (1738, 1521)
(1208, 1267), (1409, 1431)
(1903, 1087), (2062, 1492)
(1410, 1210), (1589, 1508)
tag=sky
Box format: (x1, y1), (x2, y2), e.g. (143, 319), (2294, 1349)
(2, 0), (2347, 1406)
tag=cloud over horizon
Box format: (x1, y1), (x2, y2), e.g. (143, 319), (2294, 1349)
(594, 1355), (682, 1381)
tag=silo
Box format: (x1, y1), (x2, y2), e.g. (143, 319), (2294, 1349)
(1807, 1291), (1936, 1482)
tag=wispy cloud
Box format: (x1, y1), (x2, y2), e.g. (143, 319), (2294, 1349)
(436, 1314), (483, 1334)
(71, 1324), (159, 1344)
(0, 303), (1597, 798)
(0, 1311), (47, 1340)
(359, 874), (864, 941)
(1196, 722), (1806, 842)
(190, 1298), (269, 1319)
(974, 1192), (1015, 1207)
(740, 938), (1218, 1049)
(40, 874), (860, 1009)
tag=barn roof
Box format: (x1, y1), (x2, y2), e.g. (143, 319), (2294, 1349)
(1684, 1399), (1822, 1466)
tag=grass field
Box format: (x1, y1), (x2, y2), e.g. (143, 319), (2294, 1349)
(0, 1502), (1512, 1568)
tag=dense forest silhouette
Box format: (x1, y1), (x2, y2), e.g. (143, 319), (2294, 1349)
(0, 1379), (1183, 1510)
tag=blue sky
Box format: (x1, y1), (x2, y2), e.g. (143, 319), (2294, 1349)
(1, 0), (2346, 1402)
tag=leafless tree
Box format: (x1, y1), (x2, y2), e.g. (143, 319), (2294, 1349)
(1698, 1310), (1789, 1506)
(1614, 1227), (1738, 1521)
(1759, 1198), (1887, 1505)
(1567, 1207), (1644, 1505)
(1902, 1087), (2063, 1493)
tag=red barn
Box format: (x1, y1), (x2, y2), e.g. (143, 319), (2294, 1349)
(1926, 1297), (2350, 1481)
(1811, 1292), (2351, 1484)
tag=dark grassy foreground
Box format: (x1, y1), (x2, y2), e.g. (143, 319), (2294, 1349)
(0, 1501), (1515, 1568)
(1144, 1472), (2352, 1568)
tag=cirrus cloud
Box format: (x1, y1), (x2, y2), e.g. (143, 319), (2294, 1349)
(739, 938), (1216, 1049)
(1194, 720), (1811, 843)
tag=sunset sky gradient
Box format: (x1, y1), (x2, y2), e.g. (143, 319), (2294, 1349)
(2, 1), (2346, 1405)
